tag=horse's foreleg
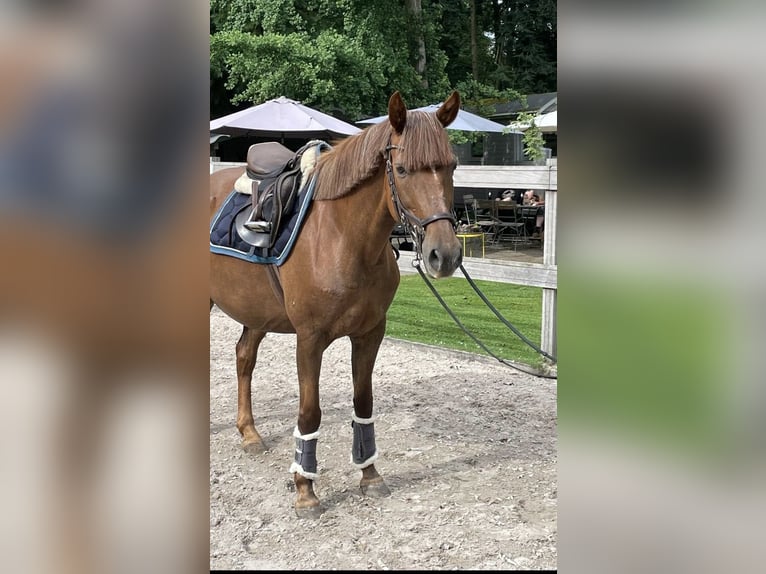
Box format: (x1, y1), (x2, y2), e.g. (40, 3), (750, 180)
(235, 326), (267, 453)
(350, 320), (390, 498)
(291, 333), (328, 518)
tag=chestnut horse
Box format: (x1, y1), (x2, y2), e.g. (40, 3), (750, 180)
(209, 91), (463, 517)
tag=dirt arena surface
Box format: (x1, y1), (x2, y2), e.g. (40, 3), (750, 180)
(210, 307), (557, 570)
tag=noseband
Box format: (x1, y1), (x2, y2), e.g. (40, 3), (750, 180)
(385, 143), (456, 261)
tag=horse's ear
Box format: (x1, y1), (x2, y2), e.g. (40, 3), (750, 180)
(388, 91), (407, 134)
(436, 91), (460, 127)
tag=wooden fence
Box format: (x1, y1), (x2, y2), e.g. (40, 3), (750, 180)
(210, 159), (558, 362)
(443, 162), (557, 361)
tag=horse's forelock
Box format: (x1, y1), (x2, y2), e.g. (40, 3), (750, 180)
(314, 111), (455, 201)
(398, 112), (456, 172)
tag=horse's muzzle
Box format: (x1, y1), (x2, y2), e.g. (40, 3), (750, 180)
(422, 225), (462, 278)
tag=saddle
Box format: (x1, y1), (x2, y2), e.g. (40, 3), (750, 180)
(233, 142), (305, 249)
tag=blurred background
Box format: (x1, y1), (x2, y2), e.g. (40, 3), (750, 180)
(560, 2), (766, 573)
(0, 1), (209, 573)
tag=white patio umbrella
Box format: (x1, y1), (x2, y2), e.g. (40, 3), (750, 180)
(358, 104), (511, 133)
(210, 96), (362, 140)
(508, 110), (557, 133)
(534, 110), (557, 133)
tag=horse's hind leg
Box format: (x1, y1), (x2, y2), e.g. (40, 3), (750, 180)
(236, 326), (267, 453)
(350, 320), (391, 498)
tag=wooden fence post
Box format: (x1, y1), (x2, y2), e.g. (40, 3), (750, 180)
(541, 167), (557, 362)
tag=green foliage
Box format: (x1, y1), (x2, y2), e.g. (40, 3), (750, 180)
(454, 79), (523, 116)
(210, 0), (456, 118)
(439, 0), (475, 87)
(210, 0), (556, 126)
(448, 130), (483, 146)
(210, 0), (317, 34)
(483, 0), (557, 94)
(515, 111), (546, 162)
(210, 30), (385, 119)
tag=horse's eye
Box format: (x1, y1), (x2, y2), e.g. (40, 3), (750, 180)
(396, 165), (407, 176)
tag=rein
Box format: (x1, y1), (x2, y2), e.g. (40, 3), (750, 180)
(384, 143), (456, 261)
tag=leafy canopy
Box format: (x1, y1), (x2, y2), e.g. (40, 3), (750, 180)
(210, 0), (556, 156)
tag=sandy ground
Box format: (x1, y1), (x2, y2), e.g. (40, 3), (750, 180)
(210, 307), (557, 570)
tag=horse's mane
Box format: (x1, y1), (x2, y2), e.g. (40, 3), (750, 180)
(313, 111), (456, 201)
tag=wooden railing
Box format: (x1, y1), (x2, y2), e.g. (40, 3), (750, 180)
(441, 163), (557, 361)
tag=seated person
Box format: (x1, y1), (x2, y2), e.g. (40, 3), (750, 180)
(522, 190), (536, 205)
(531, 194), (545, 238)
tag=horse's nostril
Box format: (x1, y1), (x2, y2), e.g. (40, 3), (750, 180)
(428, 249), (441, 270)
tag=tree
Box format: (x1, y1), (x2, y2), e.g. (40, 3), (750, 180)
(491, 0), (557, 93)
(209, 0), (556, 120)
(211, 30), (388, 120)
(406, 0), (428, 87)
(446, 0), (556, 94)
(211, 0), (456, 118)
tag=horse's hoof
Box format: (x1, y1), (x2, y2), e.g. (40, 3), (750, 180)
(242, 440), (267, 455)
(360, 478), (391, 498)
(294, 503), (323, 519)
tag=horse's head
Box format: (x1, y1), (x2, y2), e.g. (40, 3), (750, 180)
(386, 91), (463, 278)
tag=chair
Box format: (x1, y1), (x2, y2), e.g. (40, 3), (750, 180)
(494, 204), (528, 247)
(461, 194), (477, 226)
(472, 198), (498, 234)
(474, 198), (527, 247)
(461, 195), (497, 240)
(519, 206), (540, 240)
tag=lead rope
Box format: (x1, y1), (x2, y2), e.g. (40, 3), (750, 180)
(459, 263), (556, 363)
(412, 261), (557, 380)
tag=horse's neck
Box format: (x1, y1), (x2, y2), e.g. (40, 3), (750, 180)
(317, 173), (394, 263)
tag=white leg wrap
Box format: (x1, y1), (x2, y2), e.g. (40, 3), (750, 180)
(352, 412), (376, 425)
(293, 426), (320, 441)
(350, 450), (379, 470)
(289, 461), (319, 481)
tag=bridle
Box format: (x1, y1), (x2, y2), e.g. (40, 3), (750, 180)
(384, 142), (456, 262)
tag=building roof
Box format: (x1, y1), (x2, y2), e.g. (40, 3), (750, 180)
(489, 92), (557, 121)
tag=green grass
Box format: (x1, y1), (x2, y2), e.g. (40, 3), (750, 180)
(385, 274), (544, 366)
